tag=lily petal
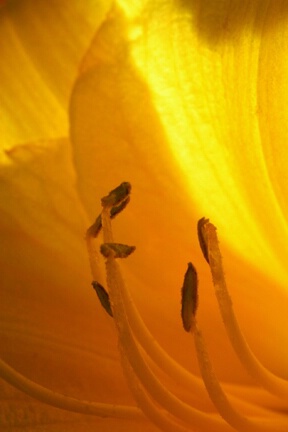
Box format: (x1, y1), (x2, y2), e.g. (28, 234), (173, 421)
(0, 0), (111, 146)
(70, 1), (288, 382)
(2, 0), (288, 430)
(0, 138), (146, 429)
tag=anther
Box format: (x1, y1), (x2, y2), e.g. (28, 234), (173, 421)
(101, 182), (131, 207)
(181, 262), (198, 332)
(92, 281), (113, 317)
(100, 243), (136, 259)
(197, 217), (210, 263)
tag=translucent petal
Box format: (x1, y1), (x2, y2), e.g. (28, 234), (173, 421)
(70, 1), (288, 381)
(0, 138), (146, 429)
(0, 0), (111, 147)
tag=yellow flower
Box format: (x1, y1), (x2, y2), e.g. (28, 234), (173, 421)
(1, 0), (288, 431)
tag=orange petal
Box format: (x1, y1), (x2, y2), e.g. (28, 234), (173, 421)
(0, 0), (111, 147)
(0, 138), (144, 429)
(70, 2), (288, 381)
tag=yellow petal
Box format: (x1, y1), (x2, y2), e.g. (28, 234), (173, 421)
(0, 0), (111, 147)
(70, 1), (288, 381)
(0, 138), (149, 429)
(2, 0), (288, 429)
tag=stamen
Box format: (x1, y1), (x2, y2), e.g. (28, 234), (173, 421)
(91, 235), (266, 415)
(0, 357), (141, 419)
(100, 220), (231, 431)
(100, 191), (287, 431)
(201, 219), (288, 399)
(112, 260), (271, 414)
(86, 185), (287, 431)
(95, 188), (205, 392)
(90, 186), (272, 416)
(3, 182), (284, 429)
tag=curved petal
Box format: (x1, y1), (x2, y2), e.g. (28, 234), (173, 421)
(2, 0), (288, 429)
(0, 0), (111, 147)
(70, 1), (288, 381)
(0, 138), (146, 429)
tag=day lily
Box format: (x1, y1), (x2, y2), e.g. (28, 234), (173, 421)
(1, 0), (288, 431)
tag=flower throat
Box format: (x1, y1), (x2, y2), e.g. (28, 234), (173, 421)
(0, 182), (288, 431)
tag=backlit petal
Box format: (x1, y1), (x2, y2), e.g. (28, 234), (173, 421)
(0, 0), (111, 147)
(70, 1), (288, 381)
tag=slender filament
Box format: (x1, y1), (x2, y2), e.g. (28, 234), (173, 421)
(203, 221), (288, 399)
(0, 357), (141, 419)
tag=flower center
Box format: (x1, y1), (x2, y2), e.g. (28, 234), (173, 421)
(86, 182), (288, 432)
(0, 182), (288, 431)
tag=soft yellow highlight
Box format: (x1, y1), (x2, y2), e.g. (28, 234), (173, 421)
(2, 0), (288, 430)
(114, 1), (288, 288)
(0, 0), (111, 148)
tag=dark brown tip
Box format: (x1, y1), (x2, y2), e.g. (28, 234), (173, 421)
(101, 182), (131, 207)
(181, 262), (198, 332)
(92, 281), (113, 317)
(197, 217), (210, 263)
